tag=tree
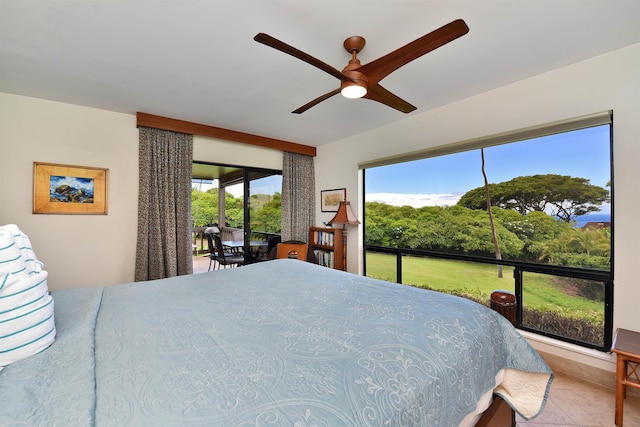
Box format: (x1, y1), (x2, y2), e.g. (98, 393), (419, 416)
(538, 226), (610, 269)
(364, 202), (523, 258)
(191, 187), (219, 227)
(481, 148), (503, 278)
(458, 174), (609, 222)
(250, 192), (282, 233)
(499, 210), (570, 261)
(546, 175), (610, 222)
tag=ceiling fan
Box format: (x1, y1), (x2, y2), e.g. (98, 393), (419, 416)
(254, 19), (469, 114)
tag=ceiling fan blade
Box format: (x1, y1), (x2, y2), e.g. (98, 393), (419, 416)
(363, 84), (416, 113)
(292, 88), (341, 114)
(359, 19), (469, 85)
(254, 33), (345, 80)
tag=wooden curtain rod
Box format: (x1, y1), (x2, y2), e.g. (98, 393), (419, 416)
(136, 112), (316, 157)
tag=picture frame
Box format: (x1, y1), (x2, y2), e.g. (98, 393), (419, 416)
(33, 162), (109, 215)
(320, 188), (346, 212)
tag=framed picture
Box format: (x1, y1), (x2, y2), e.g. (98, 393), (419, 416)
(33, 162), (108, 214)
(321, 188), (346, 212)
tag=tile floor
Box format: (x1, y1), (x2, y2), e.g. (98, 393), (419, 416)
(193, 254), (214, 273)
(193, 254), (240, 273)
(192, 257), (640, 426)
(517, 371), (640, 426)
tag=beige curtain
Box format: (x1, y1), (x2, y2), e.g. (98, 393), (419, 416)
(135, 127), (193, 281)
(281, 152), (315, 241)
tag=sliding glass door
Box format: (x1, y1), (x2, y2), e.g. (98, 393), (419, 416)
(192, 162), (282, 264)
(243, 170), (283, 260)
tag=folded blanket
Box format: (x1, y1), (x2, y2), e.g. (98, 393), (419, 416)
(0, 224), (55, 369)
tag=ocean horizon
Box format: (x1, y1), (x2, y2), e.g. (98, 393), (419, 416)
(573, 213), (611, 228)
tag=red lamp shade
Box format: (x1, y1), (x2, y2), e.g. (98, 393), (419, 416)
(327, 201), (360, 226)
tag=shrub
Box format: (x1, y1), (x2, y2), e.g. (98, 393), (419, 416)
(402, 282), (603, 346)
(522, 307), (603, 345)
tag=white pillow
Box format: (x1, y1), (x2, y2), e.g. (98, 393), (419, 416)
(0, 224), (42, 276)
(0, 225), (55, 368)
(0, 229), (27, 278)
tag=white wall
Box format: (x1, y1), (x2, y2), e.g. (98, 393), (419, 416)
(315, 43), (640, 372)
(194, 135), (282, 170)
(0, 93), (139, 290)
(0, 94), (284, 290)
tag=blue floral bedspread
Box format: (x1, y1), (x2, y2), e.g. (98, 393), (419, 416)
(0, 259), (552, 426)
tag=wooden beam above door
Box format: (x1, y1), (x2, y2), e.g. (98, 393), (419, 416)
(137, 112), (316, 157)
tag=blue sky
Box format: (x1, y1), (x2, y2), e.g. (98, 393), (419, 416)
(365, 125), (611, 214)
(193, 175), (282, 198)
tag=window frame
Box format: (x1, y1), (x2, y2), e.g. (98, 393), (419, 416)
(360, 112), (614, 351)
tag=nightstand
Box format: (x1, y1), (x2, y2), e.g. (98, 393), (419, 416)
(611, 328), (640, 426)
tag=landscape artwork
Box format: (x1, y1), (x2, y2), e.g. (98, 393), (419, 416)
(33, 162), (108, 215)
(49, 175), (94, 203)
(321, 188), (346, 212)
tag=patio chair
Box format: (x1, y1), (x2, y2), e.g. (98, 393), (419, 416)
(203, 227), (221, 271)
(211, 233), (245, 269)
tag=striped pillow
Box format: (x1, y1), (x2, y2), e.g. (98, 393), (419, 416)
(0, 225), (55, 369)
(0, 224), (42, 276)
(0, 230), (27, 278)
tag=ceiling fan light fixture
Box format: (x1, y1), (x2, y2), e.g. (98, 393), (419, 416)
(341, 82), (367, 99)
(255, 19), (468, 113)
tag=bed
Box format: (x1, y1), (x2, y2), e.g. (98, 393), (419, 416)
(0, 258), (552, 426)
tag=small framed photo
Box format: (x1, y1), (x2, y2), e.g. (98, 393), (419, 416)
(33, 162), (108, 215)
(321, 188), (346, 212)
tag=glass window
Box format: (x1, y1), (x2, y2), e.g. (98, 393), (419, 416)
(362, 113), (613, 350)
(192, 162), (282, 263)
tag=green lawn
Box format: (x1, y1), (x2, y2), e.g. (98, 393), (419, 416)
(365, 252), (604, 322)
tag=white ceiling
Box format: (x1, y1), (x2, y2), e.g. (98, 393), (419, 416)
(1, 1), (639, 147)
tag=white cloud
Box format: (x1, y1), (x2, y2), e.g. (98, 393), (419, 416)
(366, 192), (463, 208)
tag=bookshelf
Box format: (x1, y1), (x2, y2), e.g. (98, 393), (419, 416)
(308, 227), (345, 271)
